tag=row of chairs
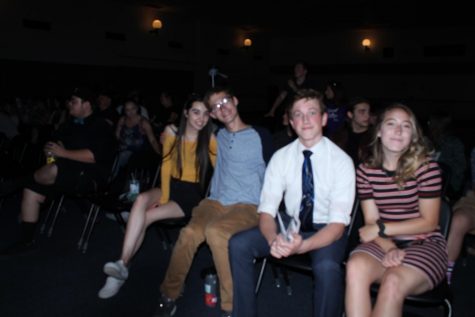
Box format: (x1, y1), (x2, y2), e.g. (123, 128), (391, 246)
(39, 151), (164, 253)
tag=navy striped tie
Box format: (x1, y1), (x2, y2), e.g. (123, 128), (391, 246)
(299, 150), (314, 231)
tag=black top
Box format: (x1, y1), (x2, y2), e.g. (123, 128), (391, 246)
(53, 114), (117, 181)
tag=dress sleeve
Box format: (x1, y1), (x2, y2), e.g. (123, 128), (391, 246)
(356, 164), (374, 200)
(417, 160), (442, 198)
(159, 132), (176, 205)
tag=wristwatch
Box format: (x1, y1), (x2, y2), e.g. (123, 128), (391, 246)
(376, 219), (388, 238)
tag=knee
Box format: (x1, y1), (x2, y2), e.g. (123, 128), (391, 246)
(175, 225), (203, 248)
(34, 164), (56, 184)
(346, 255), (366, 282)
(22, 188), (45, 204)
(133, 193), (150, 209)
(451, 211), (472, 233)
(204, 223), (227, 247)
(378, 271), (405, 301)
(229, 232), (251, 258)
(313, 258), (342, 278)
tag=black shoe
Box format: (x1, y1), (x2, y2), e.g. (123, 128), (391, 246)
(221, 310), (232, 317)
(0, 240), (37, 256)
(154, 295), (177, 317)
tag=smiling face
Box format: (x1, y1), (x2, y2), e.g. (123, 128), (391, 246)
(208, 92), (239, 126)
(185, 101), (210, 132)
(289, 98), (327, 148)
(378, 107), (414, 156)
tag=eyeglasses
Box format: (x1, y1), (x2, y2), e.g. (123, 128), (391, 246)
(211, 96), (232, 114)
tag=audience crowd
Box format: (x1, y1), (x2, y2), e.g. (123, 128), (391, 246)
(0, 69), (474, 317)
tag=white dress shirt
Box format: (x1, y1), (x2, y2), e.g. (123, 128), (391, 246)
(258, 137), (355, 225)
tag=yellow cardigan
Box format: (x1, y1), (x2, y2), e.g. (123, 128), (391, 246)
(159, 131), (217, 205)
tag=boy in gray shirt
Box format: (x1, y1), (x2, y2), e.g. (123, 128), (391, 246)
(155, 86), (272, 317)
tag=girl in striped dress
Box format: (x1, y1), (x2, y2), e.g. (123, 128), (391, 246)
(345, 103), (447, 317)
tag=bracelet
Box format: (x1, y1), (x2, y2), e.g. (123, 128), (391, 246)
(376, 219), (388, 238)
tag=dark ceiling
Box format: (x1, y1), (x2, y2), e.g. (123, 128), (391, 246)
(113, 0), (474, 35)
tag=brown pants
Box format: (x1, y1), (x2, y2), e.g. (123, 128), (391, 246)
(160, 199), (259, 312)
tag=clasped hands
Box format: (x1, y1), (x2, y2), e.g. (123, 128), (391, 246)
(270, 233), (303, 258)
(359, 223), (406, 267)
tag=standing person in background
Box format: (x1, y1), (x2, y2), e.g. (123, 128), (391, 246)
(324, 80), (347, 138)
(345, 103), (447, 317)
(264, 61), (319, 132)
(98, 94), (217, 299)
(331, 97), (372, 166)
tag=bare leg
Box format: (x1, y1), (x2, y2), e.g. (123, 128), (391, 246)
(21, 164), (57, 222)
(120, 188), (185, 265)
(447, 208), (475, 261)
(345, 252), (385, 317)
(33, 164), (58, 186)
(372, 266), (431, 317)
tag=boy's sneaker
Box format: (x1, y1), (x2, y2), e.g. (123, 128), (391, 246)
(103, 260), (129, 280)
(154, 295), (177, 317)
(98, 276), (125, 299)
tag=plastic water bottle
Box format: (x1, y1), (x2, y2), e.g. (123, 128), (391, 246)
(128, 174), (140, 201)
(204, 272), (218, 307)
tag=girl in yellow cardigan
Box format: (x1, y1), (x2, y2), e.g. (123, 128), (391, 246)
(98, 94), (217, 299)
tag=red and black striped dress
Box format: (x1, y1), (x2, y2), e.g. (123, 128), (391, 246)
(352, 160), (448, 288)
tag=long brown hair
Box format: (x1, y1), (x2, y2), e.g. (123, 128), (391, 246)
(163, 94), (215, 192)
(365, 103), (431, 187)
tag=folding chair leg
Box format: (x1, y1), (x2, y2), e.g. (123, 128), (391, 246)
(80, 205), (100, 253)
(444, 298), (452, 317)
(255, 258), (268, 294)
(78, 203), (96, 250)
(40, 199), (57, 234)
(47, 195), (65, 237)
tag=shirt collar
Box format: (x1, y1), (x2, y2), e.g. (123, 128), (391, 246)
(297, 136), (326, 155)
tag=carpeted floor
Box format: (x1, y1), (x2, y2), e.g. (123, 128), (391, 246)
(0, 193), (474, 317)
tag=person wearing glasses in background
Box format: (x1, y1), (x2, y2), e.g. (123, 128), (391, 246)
(154, 86), (273, 317)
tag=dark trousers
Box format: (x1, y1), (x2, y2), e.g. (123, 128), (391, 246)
(229, 224), (348, 317)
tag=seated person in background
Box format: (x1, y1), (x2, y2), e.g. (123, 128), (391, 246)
(154, 86), (273, 317)
(331, 97), (372, 166)
(114, 99), (161, 177)
(427, 112), (466, 199)
(96, 89), (119, 128)
(1, 87), (116, 254)
(345, 103), (447, 317)
(446, 146), (475, 284)
(323, 80), (347, 138)
(272, 104), (297, 150)
(230, 89), (355, 317)
(98, 94), (217, 299)
(150, 91), (179, 136)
